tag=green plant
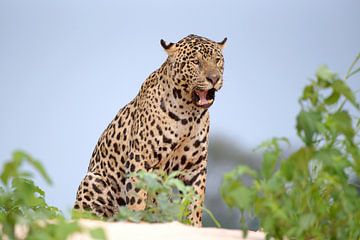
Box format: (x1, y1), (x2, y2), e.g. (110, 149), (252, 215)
(221, 54), (360, 239)
(0, 151), (106, 240)
(113, 170), (196, 224)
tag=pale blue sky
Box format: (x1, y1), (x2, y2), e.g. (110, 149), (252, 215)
(0, 0), (359, 213)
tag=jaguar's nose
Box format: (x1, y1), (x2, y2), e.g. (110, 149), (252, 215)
(206, 73), (220, 85)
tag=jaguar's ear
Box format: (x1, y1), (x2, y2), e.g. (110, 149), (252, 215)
(160, 39), (177, 55)
(217, 37), (227, 50)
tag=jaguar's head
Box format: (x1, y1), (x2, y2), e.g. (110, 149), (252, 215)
(161, 34), (227, 109)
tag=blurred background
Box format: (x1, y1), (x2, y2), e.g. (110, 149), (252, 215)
(0, 0), (359, 228)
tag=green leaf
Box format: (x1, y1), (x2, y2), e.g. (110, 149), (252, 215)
(221, 166), (257, 210)
(71, 209), (102, 220)
(296, 111), (322, 146)
(298, 213), (316, 234)
(280, 147), (314, 181)
(89, 227), (107, 240)
(0, 157), (21, 185)
(302, 84), (318, 105)
(227, 186), (254, 210)
(332, 80), (359, 109)
(166, 178), (187, 193)
(327, 111), (354, 140)
(261, 151), (278, 180)
(116, 207), (143, 222)
(324, 90), (340, 106)
(316, 65), (337, 87)
(12, 178), (46, 207)
(302, 85), (314, 99)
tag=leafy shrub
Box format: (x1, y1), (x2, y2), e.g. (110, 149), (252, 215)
(112, 170), (222, 226)
(221, 54), (360, 239)
(111, 170), (195, 224)
(0, 151), (106, 240)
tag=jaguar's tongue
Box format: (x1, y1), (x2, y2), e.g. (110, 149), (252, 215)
(194, 89), (209, 105)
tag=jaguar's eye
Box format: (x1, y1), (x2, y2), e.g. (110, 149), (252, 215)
(192, 59), (200, 65)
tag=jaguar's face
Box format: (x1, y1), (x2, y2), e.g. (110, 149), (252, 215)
(161, 34), (226, 109)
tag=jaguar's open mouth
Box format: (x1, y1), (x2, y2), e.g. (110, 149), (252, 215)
(192, 88), (216, 108)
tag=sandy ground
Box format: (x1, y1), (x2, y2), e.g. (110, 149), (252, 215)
(70, 220), (265, 240)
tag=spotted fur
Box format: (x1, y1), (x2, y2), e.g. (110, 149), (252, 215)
(74, 34), (226, 227)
